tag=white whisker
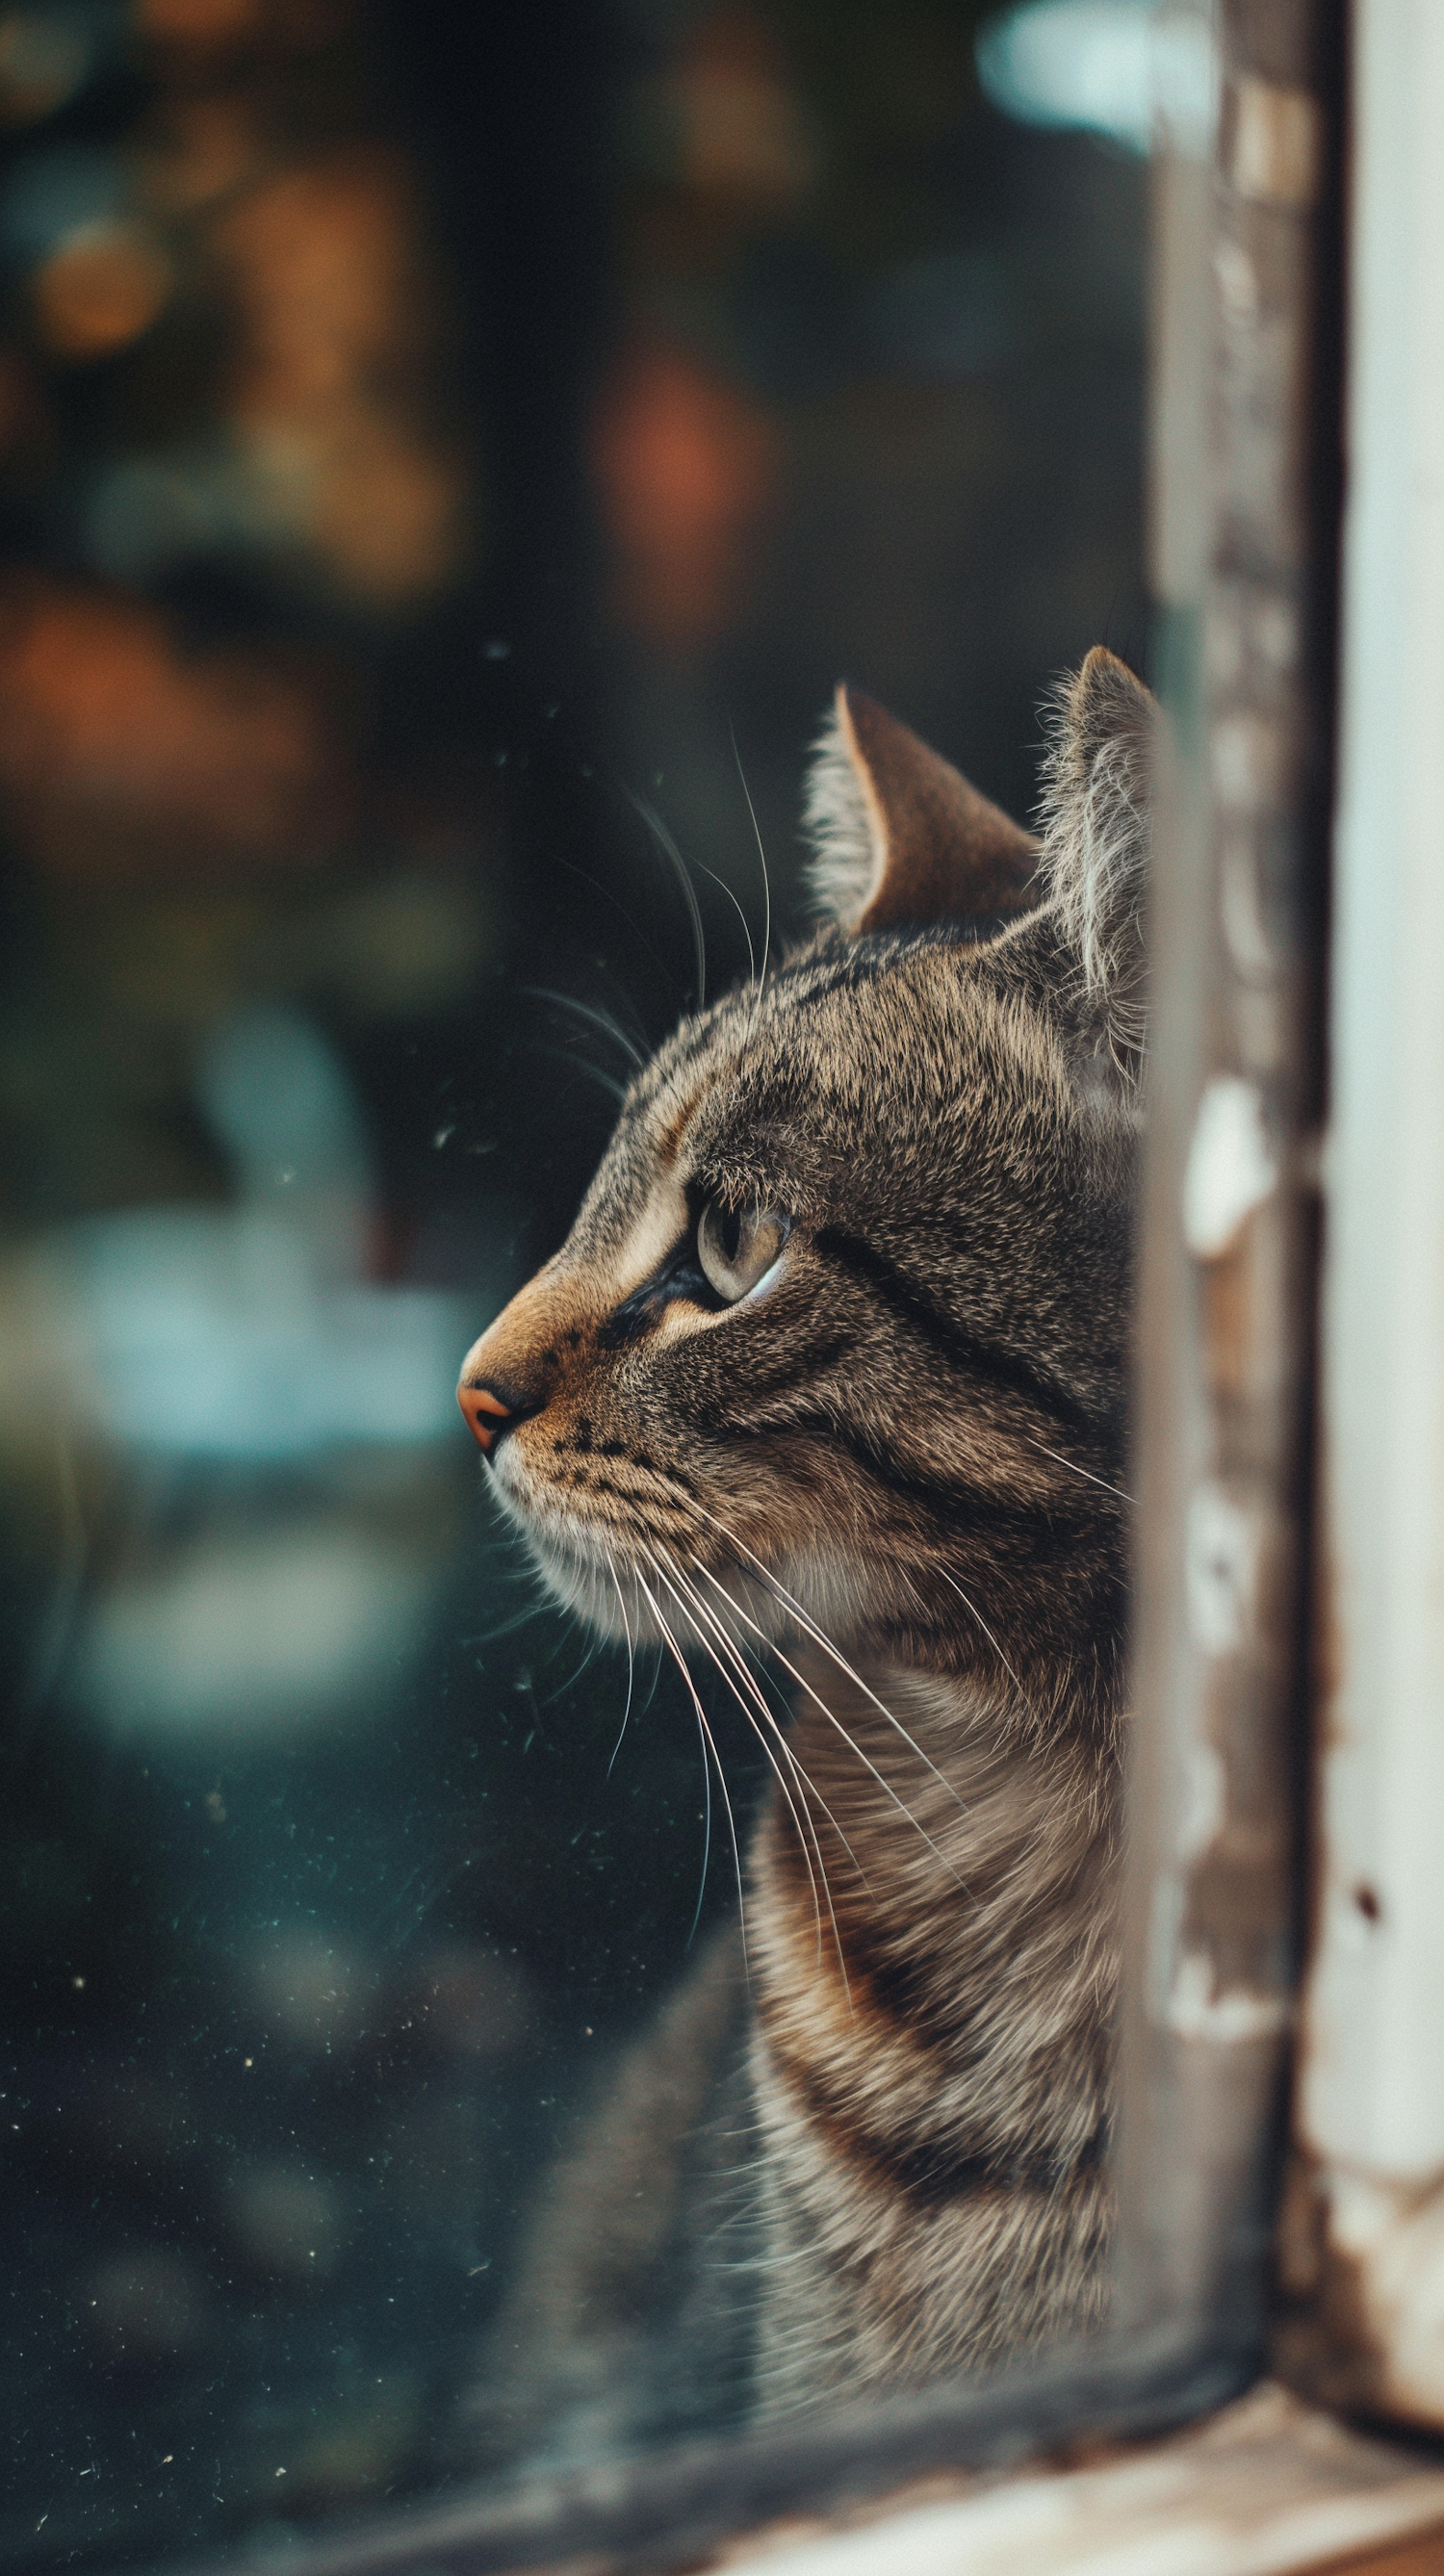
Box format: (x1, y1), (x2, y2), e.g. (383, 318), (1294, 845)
(647, 1550), (831, 1978)
(690, 1558), (970, 1894)
(640, 785), (774, 1013)
(731, 720), (772, 1023)
(674, 1557), (872, 1894)
(627, 793), (708, 1013)
(693, 854), (759, 992)
(532, 1042), (629, 1105)
(634, 1566), (749, 1971)
(606, 1557), (637, 1777)
(689, 1504), (972, 1826)
(936, 1563), (1031, 1704)
(525, 985), (647, 1072)
(457, 1600), (547, 1649)
(652, 1547), (861, 2007)
(1020, 1432), (1135, 1507)
(544, 1631), (602, 1705)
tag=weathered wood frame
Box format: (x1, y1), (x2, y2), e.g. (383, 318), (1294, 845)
(1282, 0), (1444, 2430)
(1116, 0), (1337, 2351)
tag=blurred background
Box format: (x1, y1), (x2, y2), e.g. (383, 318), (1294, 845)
(0, 0), (1151, 2561)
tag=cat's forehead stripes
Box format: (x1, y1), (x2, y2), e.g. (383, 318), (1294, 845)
(652, 1090), (700, 1172)
(611, 936), (984, 1140)
(614, 931), (941, 1121)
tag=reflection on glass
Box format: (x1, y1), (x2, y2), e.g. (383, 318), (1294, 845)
(1, 1), (1146, 2560)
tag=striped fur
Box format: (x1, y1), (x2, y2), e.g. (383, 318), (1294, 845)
(458, 648), (1154, 2458)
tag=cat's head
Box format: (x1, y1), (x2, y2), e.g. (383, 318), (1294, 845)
(458, 648), (1153, 1691)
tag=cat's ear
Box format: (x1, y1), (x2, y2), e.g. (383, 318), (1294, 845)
(803, 683), (1039, 936)
(1034, 644), (1156, 1082)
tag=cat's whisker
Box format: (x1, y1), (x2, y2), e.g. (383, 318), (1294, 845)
(691, 1705), (713, 1947)
(531, 1042), (630, 1106)
(1019, 1433), (1136, 1507)
(688, 1504), (973, 1827)
(641, 1568), (715, 1946)
(634, 1565), (749, 1968)
(668, 1554), (873, 1897)
(692, 853), (760, 993)
(651, 1546), (862, 2002)
(543, 1630), (603, 1706)
(751, 1630), (971, 1899)
(525, 986), (647, 1072)
(646, 1549), (834, 1983)
(690, 1558), (971, 1895)
(606, 1557), (638, 1777)
(626, 793), (708, 1013)
(730, 721), (772, 1020)
(638, 1636), (668, 1716)
(935, 1563), (1032, 1707)
(630, 786), (761, 996)
(457, 1591), (550, 1649)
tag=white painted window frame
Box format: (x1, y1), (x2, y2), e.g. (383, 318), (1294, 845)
(1294, 0), (1444, 2427)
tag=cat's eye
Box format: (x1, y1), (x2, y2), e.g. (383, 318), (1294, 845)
(696, 1200), (789, 1303)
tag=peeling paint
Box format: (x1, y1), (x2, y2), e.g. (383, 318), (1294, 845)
(1167, 1949), (1292, 2045)
(1119, 0), (1321, 2395)
(1185, 1480), (1260, 1655)
(1211, 711), (1285, 811)
(1221, 837), (1277, 982)
(1177, 1739), (1228, 1863)
(1230, 77), (1324, 210)
(1182, 1076), (1278, 1258)
(1322, 2169), (1444, 2425)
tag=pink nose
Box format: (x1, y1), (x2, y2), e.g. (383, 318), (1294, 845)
(457, 1382), (511, 1452)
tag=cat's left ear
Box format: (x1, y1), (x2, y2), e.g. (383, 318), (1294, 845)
(1033, 644), (1157, 1085)
(803, 683), (1039, 936)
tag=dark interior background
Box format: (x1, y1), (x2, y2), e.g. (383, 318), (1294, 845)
(0, 1), (1147, 2562)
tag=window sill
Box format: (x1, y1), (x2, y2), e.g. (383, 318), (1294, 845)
(715, 2385), (1444, 2576)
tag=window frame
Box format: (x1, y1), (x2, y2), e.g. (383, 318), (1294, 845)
(170, 3), (1444, 2568)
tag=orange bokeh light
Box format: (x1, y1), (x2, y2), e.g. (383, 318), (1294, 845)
(591, 346), (777, 651)
(135, 0), (348, 58)
(214, 148), (467, 604)
(669, 4), (816, 203)
(31, 223), (173, 363)
(0, 581), (351, 882)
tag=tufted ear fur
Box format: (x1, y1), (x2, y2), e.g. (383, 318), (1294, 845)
(1034, 644), (1156, 1085)
(803, 683), (1040, 935)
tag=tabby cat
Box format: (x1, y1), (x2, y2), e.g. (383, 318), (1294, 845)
(455, 646), (1154, 2459)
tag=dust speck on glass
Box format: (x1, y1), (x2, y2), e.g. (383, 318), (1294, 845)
(0, 0), (1147, 2561)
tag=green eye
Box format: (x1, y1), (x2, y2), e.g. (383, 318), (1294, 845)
(696, 1200), (789, 1303)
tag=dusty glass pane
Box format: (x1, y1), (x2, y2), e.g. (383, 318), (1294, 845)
(0, 2), (1146, 2562)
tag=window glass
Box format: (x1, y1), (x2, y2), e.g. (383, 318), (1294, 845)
(0, 3), (1146, 2559)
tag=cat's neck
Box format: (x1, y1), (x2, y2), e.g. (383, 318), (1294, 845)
(764, 1645), (1119, 1955)
(742, 1645), (1120, 2403)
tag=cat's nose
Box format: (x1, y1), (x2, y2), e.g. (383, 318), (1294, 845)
(458, 1311), (550, 1453)
(457, 1380), (513, 1452)
(458, 1276), (578, 1452)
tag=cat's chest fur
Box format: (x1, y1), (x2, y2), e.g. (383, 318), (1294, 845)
(745, 1654), (1118, 2411)
(463, 1658), (1120, 2465)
